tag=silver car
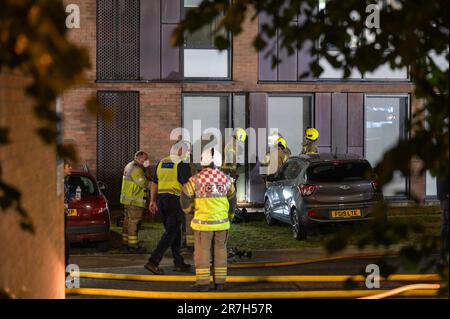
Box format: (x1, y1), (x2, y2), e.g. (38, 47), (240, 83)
(264, 153), (384, 240)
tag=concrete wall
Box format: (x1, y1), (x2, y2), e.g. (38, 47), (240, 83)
(0, 72), (65, 299)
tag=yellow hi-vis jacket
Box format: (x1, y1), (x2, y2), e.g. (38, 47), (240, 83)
(120, 161), (149, 208)
(180, 168), (236, 231)
(156, 156), (182, 196)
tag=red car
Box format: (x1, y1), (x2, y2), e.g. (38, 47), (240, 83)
(66, 171), (111, 251)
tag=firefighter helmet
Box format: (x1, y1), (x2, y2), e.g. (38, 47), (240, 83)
(235, 128), (247, 142)
(276, 137), (287, 149)
(305, 127), (319, 141)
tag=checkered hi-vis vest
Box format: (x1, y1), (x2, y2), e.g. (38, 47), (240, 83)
(190, 167), (233, 231)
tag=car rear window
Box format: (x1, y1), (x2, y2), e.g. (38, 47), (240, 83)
(307, 161), (374, 183)
(67, 175), (99, 196)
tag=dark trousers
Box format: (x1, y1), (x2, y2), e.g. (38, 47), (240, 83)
(150, 194), (185, 266)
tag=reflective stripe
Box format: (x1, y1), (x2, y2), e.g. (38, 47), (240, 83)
(157, 188), (181, 196)
(120, 195), (146, 204)
(186, 235), (195, 245)
(120, 161), (148, 208)
(192, 218), (229, 225)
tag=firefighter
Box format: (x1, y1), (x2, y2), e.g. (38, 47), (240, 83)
(180, 147), (237, 291)
(145, 142), (192, 274)
(120, 150), (151, 253)
(301, 127), (319, 155)
(222, 127), (247, 178)
(262, 137), (290, 178)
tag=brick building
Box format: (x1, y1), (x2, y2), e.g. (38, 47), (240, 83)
(62, 0), (438, 206)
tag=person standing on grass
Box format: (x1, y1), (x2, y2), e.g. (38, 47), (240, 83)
(180, 147), (237, 292)
(145, 141), (192, 275)
(120, 150), (151, 253)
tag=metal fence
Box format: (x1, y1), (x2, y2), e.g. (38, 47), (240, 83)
(97, 91), (139, 206)
(97, 0), (140, 80)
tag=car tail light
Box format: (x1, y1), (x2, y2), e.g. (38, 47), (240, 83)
(307, 210), (317, 218)
(298, 184), (317, 197)
(372, 180), (380, 191)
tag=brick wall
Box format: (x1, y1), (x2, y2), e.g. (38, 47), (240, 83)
(0, 72), (65, 298)
(62, 1), (425, 201)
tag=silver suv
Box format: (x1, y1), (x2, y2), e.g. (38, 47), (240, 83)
(264, 153), (384, 240)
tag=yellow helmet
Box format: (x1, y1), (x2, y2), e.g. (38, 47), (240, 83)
(235, 128), (247, 142)
(276, 137), (287, 149)
(305, 127), (319, 141)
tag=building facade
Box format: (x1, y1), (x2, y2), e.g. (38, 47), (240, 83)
(62, 0), (437, 206)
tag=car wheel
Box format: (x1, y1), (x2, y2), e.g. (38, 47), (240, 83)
(96, 240), (110, 252)
(292, 210), (307, 240)
(264, 199), (275, 225)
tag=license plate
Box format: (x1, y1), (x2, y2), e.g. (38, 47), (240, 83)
(67, 209), (78, 217)
(331, 209), (361, 218)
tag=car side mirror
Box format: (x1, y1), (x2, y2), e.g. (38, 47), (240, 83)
(98, 181), (107, 191)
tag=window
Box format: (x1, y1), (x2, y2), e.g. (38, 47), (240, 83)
(259, 0), (408, 82)
(307, 162), (374, 183)
(67, 176), (99, 197)
(280, 160), (304, 180)
(267, 96), (312, 156)
(183, 0), (230, 78)
(426, 171), (437, 197)
(365, 95), (409, 197)
(317, 0), (408, 80)
(97, 0), (140, 80)
(182, 95), (229, 153)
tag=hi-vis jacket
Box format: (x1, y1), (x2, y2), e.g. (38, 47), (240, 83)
(120, 161), (149, 208)
(180, 167), (237, 231)
(261, 146), (290, 176)
(301, 140), (319, 155)
(156, 156), (183, 196)
(221, 138), (244, 175)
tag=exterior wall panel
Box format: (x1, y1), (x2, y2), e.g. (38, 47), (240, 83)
(315, 93), (332, 153)
(161, 24), (180, 80)
(140, 0), (161, 80)
(331, 93), (348, 154)
(347, 93), (364, 156)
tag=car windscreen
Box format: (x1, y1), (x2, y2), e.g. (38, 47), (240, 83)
(67, 175), (99, 196)
(307, 161), (375, 183)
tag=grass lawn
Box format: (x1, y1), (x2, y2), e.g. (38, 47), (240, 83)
(103, 205), (443, 252)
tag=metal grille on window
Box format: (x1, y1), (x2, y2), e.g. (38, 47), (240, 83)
(97, 91), (139, 205)
(97, 0), (140, 80)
